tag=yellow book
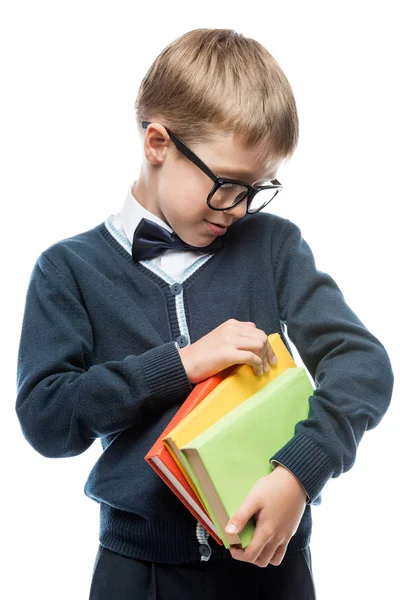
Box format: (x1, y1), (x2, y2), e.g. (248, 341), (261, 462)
(163, 332), (297, 485)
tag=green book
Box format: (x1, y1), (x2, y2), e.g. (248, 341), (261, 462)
(180, 367), (313, 549)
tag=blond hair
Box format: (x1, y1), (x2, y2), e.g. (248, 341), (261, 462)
(134, 28), (299, 167)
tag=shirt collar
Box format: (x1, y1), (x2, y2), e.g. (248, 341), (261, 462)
(120, 180), (173, 244)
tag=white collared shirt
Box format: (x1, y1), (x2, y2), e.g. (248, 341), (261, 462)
(111, 180), (207, 281)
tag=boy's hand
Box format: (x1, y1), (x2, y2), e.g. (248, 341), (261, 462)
(178, 319), (277, 384)
(225, 465), (307, 568)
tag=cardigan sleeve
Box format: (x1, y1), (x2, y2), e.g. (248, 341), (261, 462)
(269, 220), (394, 505)
(15, 253), (193, 459)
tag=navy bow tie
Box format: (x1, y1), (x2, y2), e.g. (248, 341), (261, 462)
(132, 218), (225, 262)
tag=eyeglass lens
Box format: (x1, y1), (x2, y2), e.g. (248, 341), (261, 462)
(209, 183), (278, 213)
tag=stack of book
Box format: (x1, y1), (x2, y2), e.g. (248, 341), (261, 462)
(145, 332), (313, 549)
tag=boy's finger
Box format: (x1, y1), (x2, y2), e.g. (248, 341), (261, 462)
(238, 523), (275, 564)
(265, 341), (277, 365)
(254, 365), (264, 376)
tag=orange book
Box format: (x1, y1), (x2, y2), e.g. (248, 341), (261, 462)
(145, 365), (235, 545)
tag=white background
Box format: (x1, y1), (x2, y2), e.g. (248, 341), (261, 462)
(1, 1), (399, 598)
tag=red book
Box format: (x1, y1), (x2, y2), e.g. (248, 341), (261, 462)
(145, 365), (235, 545)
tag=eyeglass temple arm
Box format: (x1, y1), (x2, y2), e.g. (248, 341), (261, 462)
(142, 121), (219, 184)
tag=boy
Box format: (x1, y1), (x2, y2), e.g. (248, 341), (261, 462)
(16, 28), (394, 599)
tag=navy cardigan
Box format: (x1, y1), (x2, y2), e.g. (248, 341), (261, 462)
(16, 210), (394, 563)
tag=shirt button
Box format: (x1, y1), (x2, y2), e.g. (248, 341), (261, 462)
(199, 544), (211, 559)
(175, 335), (188, 348)
(170, 283), (182, 295)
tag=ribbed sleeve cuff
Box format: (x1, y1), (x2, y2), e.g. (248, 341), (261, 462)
(269, 432), (334, 505)
(138, 341), (193, 407)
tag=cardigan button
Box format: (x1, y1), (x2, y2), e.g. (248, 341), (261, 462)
(199, 544), (211, 559)
(175, 335), (188, 348)
(170, 283), (182, 295)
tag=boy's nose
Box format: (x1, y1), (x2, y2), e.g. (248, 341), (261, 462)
(224, 198), (248, 221)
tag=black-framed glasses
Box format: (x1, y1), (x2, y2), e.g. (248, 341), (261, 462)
(142, 121), (283, 214)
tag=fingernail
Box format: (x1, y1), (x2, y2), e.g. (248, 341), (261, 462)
(263, 362), (270, 372)
(225, 523), (238, 534)
(271, 356), (277, 364)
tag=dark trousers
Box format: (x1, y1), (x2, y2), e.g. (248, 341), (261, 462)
(89, 544), (317, 599)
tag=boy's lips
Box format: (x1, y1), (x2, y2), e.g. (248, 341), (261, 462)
(205, 219), (232, 227)
(205, 220), (230, 235)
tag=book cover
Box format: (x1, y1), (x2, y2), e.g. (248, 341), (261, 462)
(181, 367), (314, 549)
(163, 333), (296, 484)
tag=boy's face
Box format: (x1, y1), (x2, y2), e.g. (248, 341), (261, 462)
(135, 123), (283, 247)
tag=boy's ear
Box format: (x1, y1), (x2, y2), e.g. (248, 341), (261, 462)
(143, 123), (171, 165)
